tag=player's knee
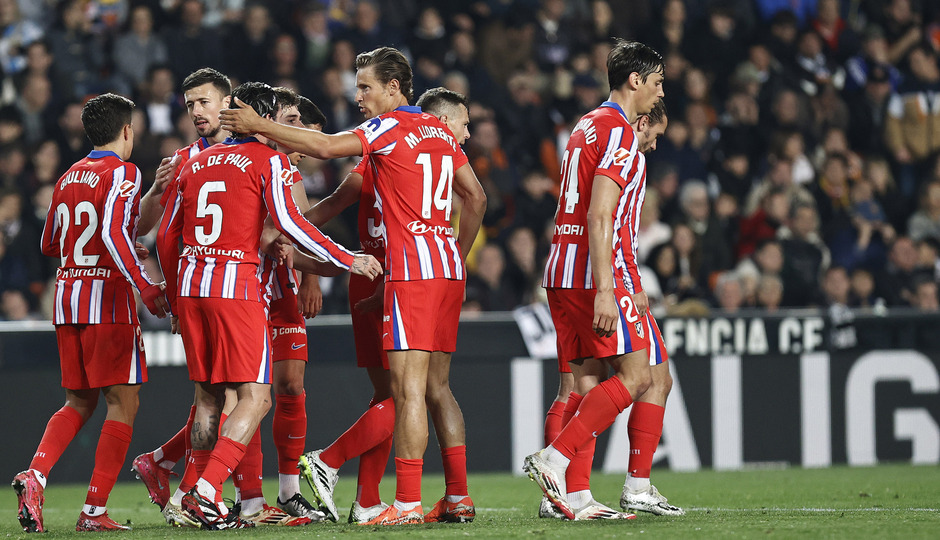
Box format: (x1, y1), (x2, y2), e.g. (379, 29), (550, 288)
(274, 379), (304, 396)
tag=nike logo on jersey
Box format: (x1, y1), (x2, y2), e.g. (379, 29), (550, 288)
(291, 343), (305, 350)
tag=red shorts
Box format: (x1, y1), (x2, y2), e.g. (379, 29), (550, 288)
(178, 297), (271, 384)
(645, 312), (668, 366)
(56, 323), (147, 390)
(269, 296), (307, 362)
(383, 278), (463, 352)
(547, 288), (649, 371)
(349, 273), (387, 369)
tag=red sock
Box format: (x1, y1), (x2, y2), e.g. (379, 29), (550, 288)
(544, 400), (566, 446)
(159, 406), (195, 465)
(183, 407), (195, 468)
(560, 392), (583, 428)
(566, 438), (595, 493)
(29, 406), (85, 476)
(356, 434), (392, 507)
(552, 378), (632, 459)
(321, 397), (394, 469)
(394, 457), (422, 504)
(179, 449), (211, 494)
(233, 428), (263, 500)
(85, 420), (133, 507)
(627, 402), (665, 478)
(201, 437), (247, 494)
(273, 393), (306, 474)
(441, 445), (468, 497)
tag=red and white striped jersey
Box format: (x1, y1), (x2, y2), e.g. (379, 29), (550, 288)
(353, 157), (386, 261)
(156, 137), (212, 304)
(41, 150), (157, 324)
(158, 137), (355, 312)
(542, 102), (641, 289)
(352, 106), (469, 281)
(613, 151), (646, 294)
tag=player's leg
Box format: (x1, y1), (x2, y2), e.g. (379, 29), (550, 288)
(272, 358), (320, 519)
(76, 383), (140, 531)
(348, 365), (393, 523)
(13, 388), (97, 533)
(545, 371), (574, 446)
(622, 314), (684, 515)
(132, 404), (193, 510)
(423, 351), (475, 523)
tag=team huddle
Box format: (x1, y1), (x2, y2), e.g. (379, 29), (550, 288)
(12, 39), (683, 531)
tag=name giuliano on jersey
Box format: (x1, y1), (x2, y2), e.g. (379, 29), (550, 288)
(352, 106), (468, 281)
(542, 101), (641, 290)
(41, 151), (158, 324)
(159, 137), (355, 311)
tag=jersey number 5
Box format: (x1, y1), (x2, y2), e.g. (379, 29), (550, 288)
(416, 153), (454, 221)
(56, 201), (100, 266)
(196, 181), (226, 245)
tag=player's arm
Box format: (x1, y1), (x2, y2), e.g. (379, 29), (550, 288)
(156, 187), (185, 315)
(101, 164), (168, 317)
(138, 155), (178, 234)
(263, 158), (381, 279)
(40, 197), (61, 258)
(587, 175), (621, 337)
(453, 163), (487, 263)
(221, 97), (363, 159)
(290, 250), (347, 277)
(287, 178), (324, 318)
(305, 171), (363, 226)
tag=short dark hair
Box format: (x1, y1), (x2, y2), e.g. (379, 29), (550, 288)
(81, 93), (135, 146)
(607, 39), (664, 90)
(181, 67), (232, 97)
(230, 82), (277, 138)
(298, 96), (326, 128)
(416, 87), (469, 117)
(646, 99), (667, 126)
(273, 86), (300, 112)
(355, 47), (414, 102)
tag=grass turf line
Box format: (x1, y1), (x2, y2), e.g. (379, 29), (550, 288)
(1, 463), (938, 538)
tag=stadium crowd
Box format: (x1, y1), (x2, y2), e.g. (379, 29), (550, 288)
(2, 0), (940, 323)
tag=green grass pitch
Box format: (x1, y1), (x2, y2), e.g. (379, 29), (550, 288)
(2, 464), (938, 538)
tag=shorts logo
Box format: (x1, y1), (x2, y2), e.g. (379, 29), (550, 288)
(612, 147), (631, 167)
(635, 322), (644, 338)
(291, 343), (305, 350)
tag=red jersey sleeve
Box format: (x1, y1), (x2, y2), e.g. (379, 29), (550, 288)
(156, 184), (184, 313)
(100, 163), (156, 293)
(263, 154), (356, 269)
(40, 196), (61, 258)
(594, 116), (639, 189)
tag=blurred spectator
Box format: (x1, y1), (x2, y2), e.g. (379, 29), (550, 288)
(0, 189), (42, 296)
(849, 267), (880, 308)
(139, 65), (179, 135)
(467, 117), (513, 228)
(503, 227), (539, 306)
(907, 179), (940, 242)
(756, 273), (784, 311)
(533, 0), (575, 70)
(53, 100), (91, 166)
(810, 0), (859, 63)
(224, 2), (276, 83)
(0, 288), (37, 320)
(764, 9), (800, 67)
(844, 26), (901, 93)
(910, 275), (939, 311)
(641, 0), (687, 56)
(684, 1), (746, 99)
(793, 29), (846, 97)
(444, 31), (498, 106)
(113, 5), (168, 91)
(0, 0), (43, 75)
(319, 67), (358, 131)
(48, 0), (107, 100)
(779, 203), (829, 306)
(409, 6), (448, 65)
(465, 243), (517, 311)
(847, 64), (892, 155)
(877, 236), (928, 306)
(510, 169), (556, 240)
(739, 185), (791, 259)
(822, 265), (851, 306)
(201, 0), (245, 29)
(678, 179), (733, 282)
(671, 222), (707, 299)
(0, 142), (26, 188)
(297, 3), (331, 75)
(341, 0), (397, 53)
(636, 188), (671, 264)
(270, 33), (300, 88)
(882, 0), (923, 65)
(713, 271), (745, 312)
(162, 0), (224, 83)
(23, 139), (61, 192)
(13, 73), (53, 144)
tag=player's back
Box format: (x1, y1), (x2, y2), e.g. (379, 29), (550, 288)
(543, 102), (640, 289)
(354, 107), (468, 281)
(354, 157), (386, 262)
(175, 138), (282, 302)
(613, 151), (647, 294)
(44, 151), (144, 324)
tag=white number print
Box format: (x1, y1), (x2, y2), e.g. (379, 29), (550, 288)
(560, 148), (582, 214)
(56, 201), (101, 266)
(619, 294), (639, 323)
(416, 153), (454, 221)
(195, 181), (226, 246)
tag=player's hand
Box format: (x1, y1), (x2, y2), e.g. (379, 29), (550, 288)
(632, 291), (649, 318)
(593, 289), (618, 338)
(135, 241), (149, 260)
(151, 155), (178, 196)
(219, 97), (262, 135)
(170, 315), (180, 334)
(298, 275), (323, 318)
(270, 235), (293, 267)
(141, 282), (170, 318)
(350, 254), (383, 281)
(354, 280), (385, 313)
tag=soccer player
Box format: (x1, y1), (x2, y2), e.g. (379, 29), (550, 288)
(220, 47), (487, 526)
(524, 39), (664, 520)
(295, 86), (476, 525)
(158, 82), (381, 530)
(13, 93), (169, 532)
